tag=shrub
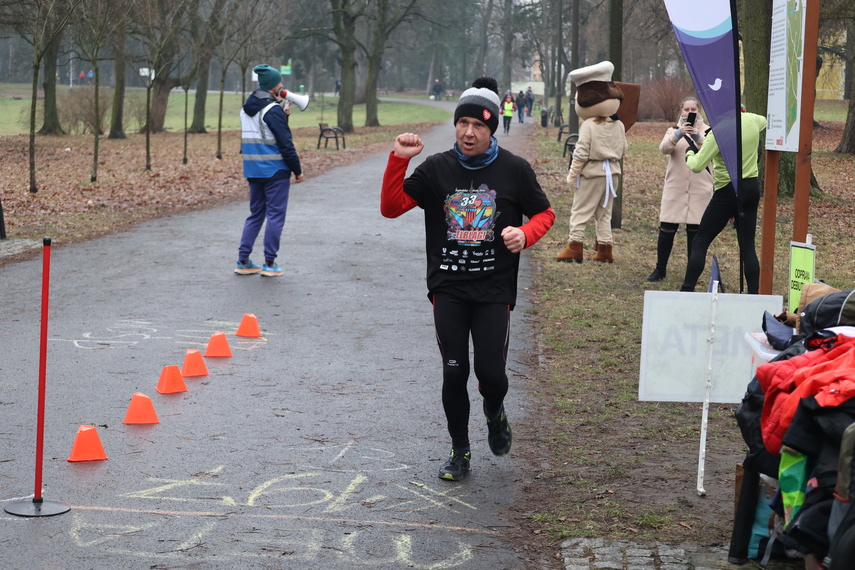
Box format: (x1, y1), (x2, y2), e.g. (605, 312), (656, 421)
(637, 76), (697, 122)
(125, 92), (149, 133)
(57, 86), (112, 135)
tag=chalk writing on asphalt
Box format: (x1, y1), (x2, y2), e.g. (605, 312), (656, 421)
(68, 462), (487, 568)
(52, 319), (268, 350)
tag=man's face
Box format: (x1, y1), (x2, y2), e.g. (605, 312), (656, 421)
(455, 116), (492, 157)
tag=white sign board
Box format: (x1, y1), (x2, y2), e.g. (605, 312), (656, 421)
(639, 291), (783, 403)
(765, 0), (807, 152)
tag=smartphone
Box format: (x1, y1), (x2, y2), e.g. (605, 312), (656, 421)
(686, 112), (697, 126)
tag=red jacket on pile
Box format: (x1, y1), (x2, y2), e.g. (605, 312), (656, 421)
(757, 335), (855, 455)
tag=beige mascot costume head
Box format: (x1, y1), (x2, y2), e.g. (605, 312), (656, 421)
(556, 61), (628, 264)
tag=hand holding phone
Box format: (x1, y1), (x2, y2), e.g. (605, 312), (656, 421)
(686, 112), (697, 126)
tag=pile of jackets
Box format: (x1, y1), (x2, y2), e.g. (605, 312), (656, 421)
(735, 288), (855, 563)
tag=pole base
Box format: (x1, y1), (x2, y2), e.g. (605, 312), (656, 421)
(4, 498), (70, 517)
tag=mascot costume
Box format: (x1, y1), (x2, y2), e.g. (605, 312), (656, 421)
(557, 61), (628, 263)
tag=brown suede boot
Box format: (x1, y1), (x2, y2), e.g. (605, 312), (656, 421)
(593, 243), (614, 263)
(557, 241), (583, 263)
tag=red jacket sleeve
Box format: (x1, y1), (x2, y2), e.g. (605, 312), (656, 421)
(380, 151), (418, 218)
(520, 207), (556, 249)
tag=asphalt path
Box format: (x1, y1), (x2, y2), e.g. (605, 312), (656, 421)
(0, 104), (547, 568)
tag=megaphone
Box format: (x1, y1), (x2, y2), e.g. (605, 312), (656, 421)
(278, 89), (309, 111)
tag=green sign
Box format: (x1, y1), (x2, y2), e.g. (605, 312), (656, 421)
(281, 59), (292, 75)
(789, 240), (816, 312)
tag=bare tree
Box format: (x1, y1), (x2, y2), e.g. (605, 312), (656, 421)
(187, 0), (228, 134)
(129, 0), (195, 136)
(475, 0), (494, 76)
(330, 0), (367, 133)
(73, 0), (122, 182)
(213, 0), (275, 159)
(108, 0), (128, 139)
(2, 0), (83, 193)
(362, 0), (418, 127)
(499, 0), (513, 90)
(129, 0), (194, 169)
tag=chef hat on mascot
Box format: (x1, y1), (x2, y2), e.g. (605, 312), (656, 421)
(570, 61), (624, 118)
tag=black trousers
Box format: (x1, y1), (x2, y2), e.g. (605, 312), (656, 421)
(432, 294), (510, 450)
(681, 177), (760, 293)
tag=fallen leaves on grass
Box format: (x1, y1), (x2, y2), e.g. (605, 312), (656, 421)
(0, 124), (430, 250)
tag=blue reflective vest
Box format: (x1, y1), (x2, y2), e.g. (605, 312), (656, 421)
(240, 102), (287, 179)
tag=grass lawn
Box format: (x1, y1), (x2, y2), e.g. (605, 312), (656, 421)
(0, 83), (452, 136)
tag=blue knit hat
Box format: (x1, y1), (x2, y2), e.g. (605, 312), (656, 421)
(254, 64), (282, 91)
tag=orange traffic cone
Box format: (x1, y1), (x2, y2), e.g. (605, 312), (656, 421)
(123, 392), (159, 424)
(236, 313), (262, 337)
(204, 332), (233, 357)
(155, 365), (188, 394)
(67, 425), (108, 462)
(181, 349), (209, 377)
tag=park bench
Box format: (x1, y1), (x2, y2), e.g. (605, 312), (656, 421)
(563, 133), (580, 167)
(377, 88), (388, 95)
(557, 123), (572, 141)
(318, 123), (346, 150)
(444, 90), (454, 100)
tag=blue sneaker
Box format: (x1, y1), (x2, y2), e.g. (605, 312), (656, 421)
(260, 263), (283, 277)
(235, 260), (261, 275)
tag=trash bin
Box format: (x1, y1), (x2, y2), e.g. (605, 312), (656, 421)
(299, 84), (305, 93)
(540, 108), (548, 127)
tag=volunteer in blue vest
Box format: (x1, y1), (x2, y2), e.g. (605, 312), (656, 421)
(235, 64), (304, 277)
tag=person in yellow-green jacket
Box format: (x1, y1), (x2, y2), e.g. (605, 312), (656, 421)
(501, 92), (515, 135)
(680, 111), (767, 293)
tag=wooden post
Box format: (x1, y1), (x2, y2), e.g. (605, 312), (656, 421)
(792, 0), (819, 242)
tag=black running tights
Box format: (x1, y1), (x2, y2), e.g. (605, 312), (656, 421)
(681, 178), (760, 293)
(432, 294), (510, 450)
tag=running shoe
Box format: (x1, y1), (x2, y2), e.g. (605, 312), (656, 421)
(485, 403), (512, 456)
(438, 449), (471, 481)
(260, 263), (283, 277)
(235, 260), (261, 275)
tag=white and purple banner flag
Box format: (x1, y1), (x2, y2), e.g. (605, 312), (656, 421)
(663, 0), (743, 192)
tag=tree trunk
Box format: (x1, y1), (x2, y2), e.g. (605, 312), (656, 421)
(395, 45), (404, 92)
(188, 0), (227, 134)
(188, 50), (213, 133)
(835, 64), (855, 153)
(38, 30), (65, 135)
(364, 50), (382, 127)
(109, 17), (127, 139)
(217, 71), (226, 159)
(145, 85), (152, 170)
(609, 0), (622, 81)
(501, 0), (513, 90)
(148, 75), (179, 133)
(426, 50), (435, 94)
(475, 0), (494, 76)
(552, 0), (563, 127)
(331, 0), (358, 133)
(569, 0), (580, 132)
(91, 65), (101, 182)
(836, 19), (855, 154)
(29, 60), (41, 193)
(608, 0), (622, 228)
(741, 0), (771, 116)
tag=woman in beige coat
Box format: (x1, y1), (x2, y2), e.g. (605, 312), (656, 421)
(646, 97), (714, 282)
